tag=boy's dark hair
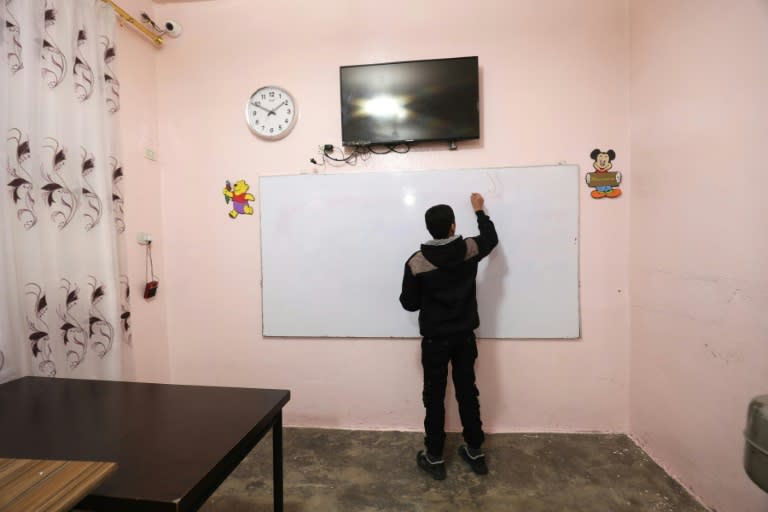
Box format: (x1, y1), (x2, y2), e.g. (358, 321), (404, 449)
(425, 204), (455, 239)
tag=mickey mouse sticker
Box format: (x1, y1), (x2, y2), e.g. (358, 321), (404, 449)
(586, 149), (622, 199)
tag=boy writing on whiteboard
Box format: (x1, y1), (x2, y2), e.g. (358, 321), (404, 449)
(399, 193), (498, 480)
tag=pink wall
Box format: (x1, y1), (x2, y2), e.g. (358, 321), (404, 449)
(137, 0), (631, 434)
(629, 1), (768, 511)
(111, 0), (768, 508)
(118, 0), (171, 383)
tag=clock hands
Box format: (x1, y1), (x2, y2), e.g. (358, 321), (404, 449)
(251, 101), (288, 117)
(251, 102), (275, 115)
(271, 101), (287, 114)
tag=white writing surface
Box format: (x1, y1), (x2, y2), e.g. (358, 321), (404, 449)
(260, 165), (579, 338)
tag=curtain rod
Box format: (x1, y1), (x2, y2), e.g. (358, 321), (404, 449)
(101, 0), (164, 47)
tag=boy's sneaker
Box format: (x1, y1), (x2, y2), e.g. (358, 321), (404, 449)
(459, 444), (488, 475)
(417, 450), (446, 480)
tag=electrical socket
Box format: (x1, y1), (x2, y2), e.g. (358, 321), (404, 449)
(137, 232), (153, 245)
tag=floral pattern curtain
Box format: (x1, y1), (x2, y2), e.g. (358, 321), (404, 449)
(0, 0), (130, 382)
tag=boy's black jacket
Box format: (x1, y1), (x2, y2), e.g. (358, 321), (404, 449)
(400, 211), (498, 337)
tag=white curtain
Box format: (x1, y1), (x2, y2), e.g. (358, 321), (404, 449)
(0, 0), (130, 382)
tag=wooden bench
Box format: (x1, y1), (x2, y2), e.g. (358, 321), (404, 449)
(0, 458), (116, 512)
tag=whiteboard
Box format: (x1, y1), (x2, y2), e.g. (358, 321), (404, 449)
(260, 165), (579, 338)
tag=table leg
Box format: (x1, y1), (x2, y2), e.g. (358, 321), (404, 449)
(273, 412), (283, 512)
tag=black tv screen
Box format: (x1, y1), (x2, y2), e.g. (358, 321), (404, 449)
(340, 56), (479, 146)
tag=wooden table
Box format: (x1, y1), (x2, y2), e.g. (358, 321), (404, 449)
(0, 377), (290, 511)
(0, 458), (116, 512)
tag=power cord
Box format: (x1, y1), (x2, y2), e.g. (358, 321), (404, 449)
(370, 143), (411, 154)
(140, 12), (166, 35)
(310, 143), (411, 166)
(143, 241), (159, 299)
(322, 145), (361, 163)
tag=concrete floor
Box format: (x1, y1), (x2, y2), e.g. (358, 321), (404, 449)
(201, 428), (710, 512)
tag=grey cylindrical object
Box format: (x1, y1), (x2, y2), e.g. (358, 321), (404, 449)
(744, 394), (768, 493)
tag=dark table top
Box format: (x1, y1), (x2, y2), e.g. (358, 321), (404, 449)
(0, 377), (290, 511)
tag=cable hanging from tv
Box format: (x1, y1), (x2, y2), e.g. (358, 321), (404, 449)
(309, 143), (411, 166)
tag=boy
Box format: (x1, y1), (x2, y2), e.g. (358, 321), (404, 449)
(400, 193), (498, 480)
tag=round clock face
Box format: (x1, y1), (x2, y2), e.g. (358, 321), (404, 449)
(245, 86), (297, 140)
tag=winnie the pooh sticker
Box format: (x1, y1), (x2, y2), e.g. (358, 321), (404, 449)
(223, 179), (255, 218)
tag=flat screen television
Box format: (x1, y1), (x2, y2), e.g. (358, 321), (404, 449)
(340, 56), (479, 146)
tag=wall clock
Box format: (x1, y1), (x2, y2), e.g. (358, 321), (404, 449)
(245, 86), (297, 140)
